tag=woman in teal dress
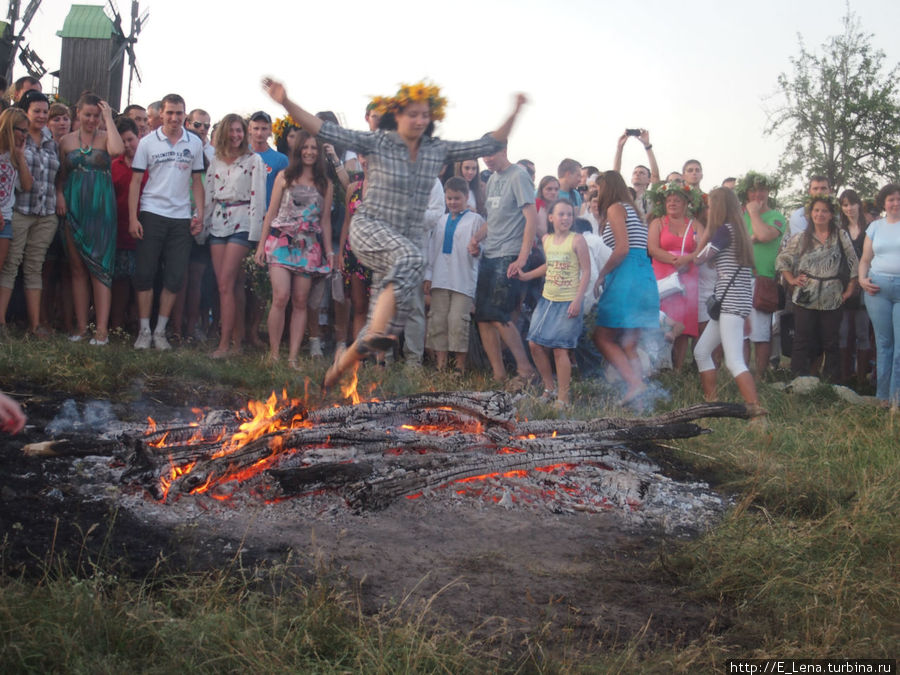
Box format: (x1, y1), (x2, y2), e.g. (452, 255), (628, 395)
(56, 93), (123, 344)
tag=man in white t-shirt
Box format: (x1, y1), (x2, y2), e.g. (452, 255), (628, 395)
(128, 93), (205, 350)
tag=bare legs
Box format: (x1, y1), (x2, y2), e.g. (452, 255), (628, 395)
(592, 326), (645, 402)
(477, 320), (534, 383)
(209, 242), (249, 358)
(266, 265), (312, 364)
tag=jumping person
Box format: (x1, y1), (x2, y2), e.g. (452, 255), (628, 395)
(263, 77), (527, 392)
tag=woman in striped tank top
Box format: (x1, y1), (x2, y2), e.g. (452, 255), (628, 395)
(590, 171), (661, 404)
(693, 188), (765, 416)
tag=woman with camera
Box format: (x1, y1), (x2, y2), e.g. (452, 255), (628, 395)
(775, 195), (858, 382)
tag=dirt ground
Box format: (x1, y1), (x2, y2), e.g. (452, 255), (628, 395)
(0, 387), (725, 656)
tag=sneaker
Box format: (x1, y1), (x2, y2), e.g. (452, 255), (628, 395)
(152, 331), (171, 351)
(308, 337), (324, 358)
(89, 337), (109, 346)
(134, 328), (152, 349)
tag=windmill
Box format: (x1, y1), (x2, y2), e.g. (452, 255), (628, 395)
(107, 0), (148, 106)
(0, 0), (45, 86)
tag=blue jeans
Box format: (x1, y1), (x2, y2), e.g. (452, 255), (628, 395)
(864, 272), (900, 403)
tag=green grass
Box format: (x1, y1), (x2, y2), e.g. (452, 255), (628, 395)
(1, 336), (898, 672)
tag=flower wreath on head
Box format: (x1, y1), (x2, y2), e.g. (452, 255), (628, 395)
(273, 115), (300, 144)
(646, 181), (705, 219)
(804, 193), (840, 221)
(370, 81), (447, 122)
(735, 171), (779, 203)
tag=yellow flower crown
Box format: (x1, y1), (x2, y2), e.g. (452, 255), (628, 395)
(370, 81), (447, 122)
(273, 115), (299, 141)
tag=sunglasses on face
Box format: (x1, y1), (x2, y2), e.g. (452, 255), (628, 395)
(192, 121), (210, 129)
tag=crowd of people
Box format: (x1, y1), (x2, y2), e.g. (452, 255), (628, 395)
(2, 72), (900, 419)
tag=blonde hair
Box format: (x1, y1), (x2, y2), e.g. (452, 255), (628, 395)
(706, 187), (755, 268)
(0, 107), (27, 154)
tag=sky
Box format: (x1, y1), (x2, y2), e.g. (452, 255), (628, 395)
(13, 0), (900, 194)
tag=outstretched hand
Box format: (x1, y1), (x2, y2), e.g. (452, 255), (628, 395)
(513, 93), (529, 111)
(262, 77), (287, 105)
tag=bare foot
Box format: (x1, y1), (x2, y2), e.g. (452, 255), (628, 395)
(622, 382), (648, 404)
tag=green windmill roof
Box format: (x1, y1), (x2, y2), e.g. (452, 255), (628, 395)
(56, 5), (115, 39)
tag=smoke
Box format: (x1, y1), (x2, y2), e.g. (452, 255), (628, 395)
(46, 399), (117, 436)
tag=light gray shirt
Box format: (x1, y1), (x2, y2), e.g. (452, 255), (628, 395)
(483, 163), (534, 258)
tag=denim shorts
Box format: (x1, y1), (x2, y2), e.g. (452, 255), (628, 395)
(209, 230), (253, 248)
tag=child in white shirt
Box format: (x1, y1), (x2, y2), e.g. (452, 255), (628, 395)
(424, 177), (484, 372)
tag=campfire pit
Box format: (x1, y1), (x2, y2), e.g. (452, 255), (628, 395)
(25, 391), (749, 532)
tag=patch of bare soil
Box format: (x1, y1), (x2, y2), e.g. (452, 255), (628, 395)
(0, 387), (726, 656)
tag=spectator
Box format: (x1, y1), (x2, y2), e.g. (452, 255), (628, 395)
(789, 175), (831, 239)
(737, 171), (786, 375)
(204, 113), (266, 359)
(776, 195), (858, 382)
(858, 183), (900, 407)
(556, 158), (582, 209)
(424, 176), (484, 373)
(613, 129), (659, 221)
(146, 101), (162, 132)
(57, 94), (124, 345)
(0, 108), (33, 328)
(0, 91), (59, 337)
(128, 93), (205, 350)
(693, 187), (764, 416)
(469, 145), (538, 388)
(122, 104), (149, 137)
(109, 116), (146, 332)
(254, 130), (333, 367)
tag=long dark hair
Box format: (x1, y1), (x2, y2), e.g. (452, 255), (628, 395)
(838, 189), (864, 232)
(283, 130), (329, 196)
(800, 196), (839, 255)
(455, 159), (485, 216)
(595, 170), (635, 215)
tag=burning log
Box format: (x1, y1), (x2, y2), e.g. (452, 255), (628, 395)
(115, 393), (749, 508)
(22, 437), (123, 457)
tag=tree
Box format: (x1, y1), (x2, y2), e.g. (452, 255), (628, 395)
(766, 8), (900, 196)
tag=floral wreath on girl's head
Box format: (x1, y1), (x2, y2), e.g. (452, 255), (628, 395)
(370, 81), (447, 122)
(273, 115), (299, 143)
(646, 181), (704, 219)
(735, 171), (779, 203)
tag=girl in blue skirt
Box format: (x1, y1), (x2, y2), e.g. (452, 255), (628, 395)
(519, 200), (590, 407)
(591, 171), (660, 403)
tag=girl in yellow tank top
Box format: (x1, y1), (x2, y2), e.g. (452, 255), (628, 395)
(517, 200), (590, 407)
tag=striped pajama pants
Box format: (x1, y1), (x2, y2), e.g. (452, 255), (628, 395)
(348, 216), (424, 341)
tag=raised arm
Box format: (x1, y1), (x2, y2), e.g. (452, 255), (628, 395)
(100, 101), (124, 157)
(613, 133), (626, 173)
(490, 93), (528, 143)
(262, 78), (323, 136)
(638, 129), (660, 184)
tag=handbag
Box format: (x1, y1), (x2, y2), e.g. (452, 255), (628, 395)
(836, 234), (862, 310)
(707, 267), (741, 322)
(656, 220), (692, 300)
(752, 275), (780, 313)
